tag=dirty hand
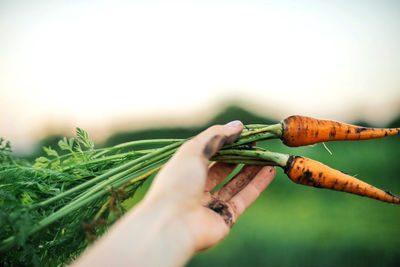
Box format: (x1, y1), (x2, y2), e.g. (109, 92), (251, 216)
(73, 121), (276, 267)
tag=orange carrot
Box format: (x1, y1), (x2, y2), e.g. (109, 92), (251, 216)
(281, 115), (400, 147)
(284, 156), (400, 204)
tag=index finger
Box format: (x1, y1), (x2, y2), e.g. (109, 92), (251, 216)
(146, 121), (243, 200)
(175, 120), (243, 162)
(229, 166), (276, 223)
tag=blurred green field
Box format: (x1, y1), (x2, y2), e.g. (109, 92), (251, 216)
(33, 105), (400, 266)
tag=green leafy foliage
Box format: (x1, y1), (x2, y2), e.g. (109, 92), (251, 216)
(0, 129), (154, 265)
(0, 138), (13, 164)
(76, 127), (94, 151)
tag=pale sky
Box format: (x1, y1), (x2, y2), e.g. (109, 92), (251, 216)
(1, 0), (400, 152)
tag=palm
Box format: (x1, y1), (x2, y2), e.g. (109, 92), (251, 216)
(182, 163), (275, 251)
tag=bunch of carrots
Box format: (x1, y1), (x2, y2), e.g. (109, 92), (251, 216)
(214, 115), (400, 204)
(0, 115), (399, 265)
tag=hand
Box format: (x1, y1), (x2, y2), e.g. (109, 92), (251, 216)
(145, 120), (276, 251)
(73, 121), (276, 267)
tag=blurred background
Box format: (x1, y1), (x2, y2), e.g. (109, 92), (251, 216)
(1, 0), (399, 266)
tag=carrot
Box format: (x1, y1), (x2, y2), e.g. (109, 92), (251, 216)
(281, 115), (400, 147)
(284, 155), (400, 204)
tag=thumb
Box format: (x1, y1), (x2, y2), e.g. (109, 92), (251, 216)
(146, 121), (243, 202)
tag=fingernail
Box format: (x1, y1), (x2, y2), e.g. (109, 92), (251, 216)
(225, 120), (242, 128)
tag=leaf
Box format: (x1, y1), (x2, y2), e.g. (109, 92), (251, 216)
(61, 157), (79, 166)
(68, 138), (75, 150)
(5, 140), (11, 151)
(50, 159), (61, 170)
(20, 192), (35, 205)
(33, 157), (50, 169)
(58, 138), (69, 151)
(36, 183), (49, 194)
(71, 167), (93, 178)
(43, 147), (59, 158)
(74, 142), (83, 153)
(76, 127), (94, 150)
(0, 138), (13, 164)
(58, 137), (75, 152)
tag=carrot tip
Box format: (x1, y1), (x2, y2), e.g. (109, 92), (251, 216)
(284, 156), (400, 205)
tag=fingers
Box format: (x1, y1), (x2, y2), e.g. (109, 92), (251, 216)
(204, 162), (238, 192)
(212, 165), (264, 201)
(229, 166), (275, 222)
(206, 165), (275, 227)
(175, 120), (243, 162)
(145, 121), (243, 202)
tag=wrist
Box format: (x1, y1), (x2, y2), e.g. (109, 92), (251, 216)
(127, 198), (197, 266)
(73, 198), (196, 267)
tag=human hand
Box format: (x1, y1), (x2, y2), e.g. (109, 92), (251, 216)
(73, 121), (276, 267)
(144, 120), (276, 251)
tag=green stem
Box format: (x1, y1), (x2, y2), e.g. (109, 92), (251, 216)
(45, 139), (182, 164)
(32, 141), (184, 209)
(214, 149), (289, 167)
(33, 127), (279, 209)
(31, 188), (108, 239)
(61, 149), (157, 171)
(240, 123), (282, 138)
(66, 148), (176, 205)
(212, 158), (272, 165)
(244, 124), (270, 129)
(92, 139), (183, 158)
(111, 159), (168, 189)
(224, 132), (276, 148)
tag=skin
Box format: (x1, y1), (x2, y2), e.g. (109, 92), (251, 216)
(72, 121), (276, 267)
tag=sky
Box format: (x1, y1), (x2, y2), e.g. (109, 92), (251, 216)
(1, 0), (400, 152)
